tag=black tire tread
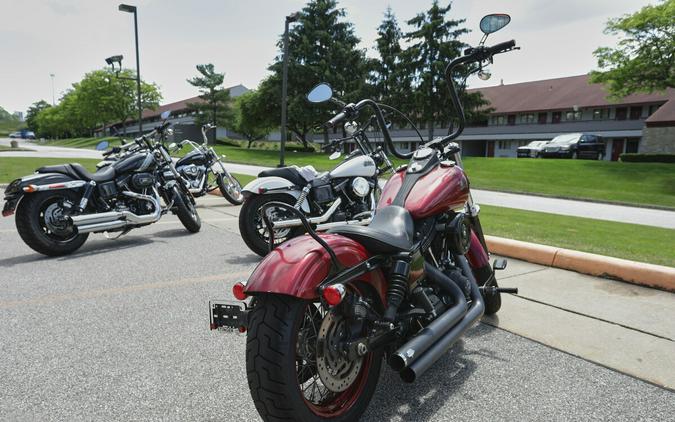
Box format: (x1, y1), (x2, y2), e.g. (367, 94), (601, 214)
(173, 188), (201, 233)
(15, 192), (88, 256)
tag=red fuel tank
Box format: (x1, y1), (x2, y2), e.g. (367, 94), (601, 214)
(379, 163), (470, 219)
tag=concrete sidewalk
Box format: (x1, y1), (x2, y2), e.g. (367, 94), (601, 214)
(485, 254), (675, 390)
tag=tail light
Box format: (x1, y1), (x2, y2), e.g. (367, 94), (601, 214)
(232, 282), (247, 301)
(322, 284), (346, 306)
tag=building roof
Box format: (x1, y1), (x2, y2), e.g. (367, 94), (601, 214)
(645, 97), (675, 126)
(138, 84), (249, 121)
(469, 74), (675, 116)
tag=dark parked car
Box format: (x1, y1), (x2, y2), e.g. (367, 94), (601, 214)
(517, 140), (549, 158)
(540, 133), (605, 160)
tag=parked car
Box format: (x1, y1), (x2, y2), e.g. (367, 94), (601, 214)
(517, 140), (549, 158)
(540, 133), (605, 159)
(8, 130), (36, 140)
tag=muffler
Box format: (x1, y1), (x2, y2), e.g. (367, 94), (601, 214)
(72, 191), (162, 234)
(399, 256), (485, 383)
(271, 197), (342, 229)
(389, 263), (468, 372)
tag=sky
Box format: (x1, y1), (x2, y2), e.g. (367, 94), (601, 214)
(0, 0), (655, 114)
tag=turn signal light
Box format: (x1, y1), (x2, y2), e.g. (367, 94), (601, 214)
(22, 185), (37, 193)
(322, 284), (346, 306)
(232, 282), (247, 301)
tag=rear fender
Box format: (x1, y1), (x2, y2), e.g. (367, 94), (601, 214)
(242, 176), (309, 212)
(244, 233), (388, 305)
(2, 173), (81, 216)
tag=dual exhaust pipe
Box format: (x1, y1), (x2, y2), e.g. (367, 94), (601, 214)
(390, 257), (486, 383)
(70, 191), (162, 234)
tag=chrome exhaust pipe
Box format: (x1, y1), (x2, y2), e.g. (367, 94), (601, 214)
(72, 191), (162, 233)
(315, 217), (371, 231)
(399, 257), (485, 383)
(390, 264), (468, 372)
(271, 198), (342, 229)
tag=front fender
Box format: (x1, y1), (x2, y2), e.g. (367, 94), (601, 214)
(242, 176), (310, 213)
(244, 233), (388, 305)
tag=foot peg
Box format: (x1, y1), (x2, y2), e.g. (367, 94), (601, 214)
(493, 258), (507, 270)
(480, 286), (518, 295)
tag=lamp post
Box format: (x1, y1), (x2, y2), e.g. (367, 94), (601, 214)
(118, 4), (143, 134)
(49, 73), (55, 105)
(279, 12), (300, 168)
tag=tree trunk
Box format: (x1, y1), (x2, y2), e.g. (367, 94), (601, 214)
(428, 120), (434, 142)
(247, 138), (254, 148)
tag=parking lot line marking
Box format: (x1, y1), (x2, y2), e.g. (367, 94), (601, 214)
(0, 270), (250, 309)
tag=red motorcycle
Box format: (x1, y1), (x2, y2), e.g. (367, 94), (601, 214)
(211, 14), (518, 421)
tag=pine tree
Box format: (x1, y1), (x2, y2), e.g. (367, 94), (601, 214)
(403, 1), (475, 140)
(186, 64), (234, 144)
(253, 0), (369, 146)
(371, 7), (405, 107)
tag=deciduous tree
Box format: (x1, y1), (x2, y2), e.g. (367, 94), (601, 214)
(590, 0), (675, 97)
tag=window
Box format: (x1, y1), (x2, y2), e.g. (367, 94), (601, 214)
(615, 107), (627, 120)
(492, 115), (506, 125)
(538, 112), (547, 124)
(565, 110), (582, 121)
(497, 140), (511, 149)
(630, 106), (642, 120)
(593, 108), (610, 120)
(552, 112), (562, 124)
(507, 115), (516, 126)
(648, 104), (661, 116)
(520, 113), (535, 124)
(626, 139), (639, 153)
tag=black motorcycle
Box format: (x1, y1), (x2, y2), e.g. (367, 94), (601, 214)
(2, 111), (201, 256)
(171, 123), (244, 205)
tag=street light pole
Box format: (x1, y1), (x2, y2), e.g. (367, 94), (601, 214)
(119, 4), (143, 134)
(279, 12), (299, 168)
(49, 73), (55, 105)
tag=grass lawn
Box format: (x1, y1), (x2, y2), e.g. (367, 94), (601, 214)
(480, 204), (675, 267)
(0, 158), (101, 183)
(0, 145), (35, 152)
(35, 139), (675, 209)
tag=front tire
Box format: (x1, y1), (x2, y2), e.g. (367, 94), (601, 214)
(238, 193), (303, 257)
(246, 295), (382, 422)
(172, 187), (201, 233)
(15, 191), (88, 256)
(217, 172), (244, 205)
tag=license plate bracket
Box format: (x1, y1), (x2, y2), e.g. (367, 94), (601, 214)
(209, 300), (249, 331)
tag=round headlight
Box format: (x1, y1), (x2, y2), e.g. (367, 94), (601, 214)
(351, 177), (370, 197)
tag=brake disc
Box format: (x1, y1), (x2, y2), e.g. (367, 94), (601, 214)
(316, 311), (363, 393)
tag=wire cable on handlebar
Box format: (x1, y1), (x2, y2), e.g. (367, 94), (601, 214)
(377, 103), (424, 144)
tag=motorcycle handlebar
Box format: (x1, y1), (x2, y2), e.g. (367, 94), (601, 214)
(326, 111), (348, 128)
(487, 39), (516, 56)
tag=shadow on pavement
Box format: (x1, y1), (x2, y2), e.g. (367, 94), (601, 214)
(363, 324), (503, 422)
(224, 254), (261, 265)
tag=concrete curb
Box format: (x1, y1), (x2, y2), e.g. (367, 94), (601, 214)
(486, 235), (675, 292)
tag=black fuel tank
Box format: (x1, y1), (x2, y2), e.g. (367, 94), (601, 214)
(113, 152), (156, 174)
(176, 150), (207, 167)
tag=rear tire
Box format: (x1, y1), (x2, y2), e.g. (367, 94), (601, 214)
(15, 191), (88, 256)
(239, 193), (303, 257)
(172, 187), (201, 233)
(217, 172), (244, 205)
(246, 294), (382, 421)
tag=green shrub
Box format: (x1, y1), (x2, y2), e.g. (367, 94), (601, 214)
(619, 153), (675, 163)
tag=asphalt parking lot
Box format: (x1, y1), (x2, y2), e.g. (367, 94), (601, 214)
(1, 195), (673, 421)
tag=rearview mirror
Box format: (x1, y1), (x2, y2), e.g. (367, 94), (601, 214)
(480, 14), (511, 35)
(95, 141), (110, 151)
(307, 83), (333, 103)
(160, 110), (171, 120)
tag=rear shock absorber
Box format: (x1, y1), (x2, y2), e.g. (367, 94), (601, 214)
(384, 259), (410, 321)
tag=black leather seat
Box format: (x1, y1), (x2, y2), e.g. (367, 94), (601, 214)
(258, 167), (308, 186)
(37, 163), (116, 183)
(327, 205), (414, 254)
